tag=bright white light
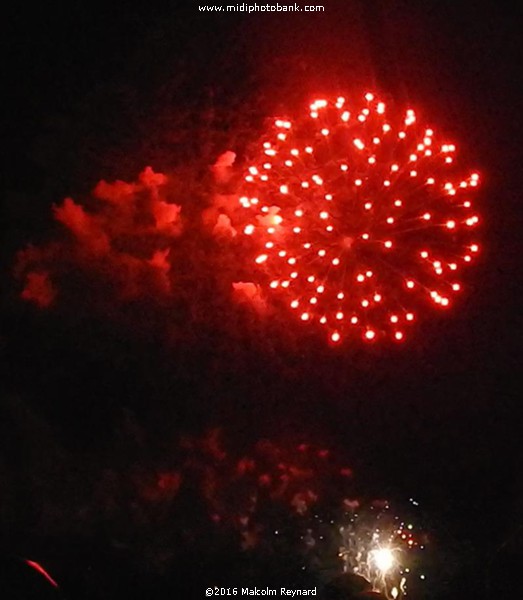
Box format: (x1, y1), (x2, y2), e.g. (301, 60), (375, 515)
(371, 548), (395, 574)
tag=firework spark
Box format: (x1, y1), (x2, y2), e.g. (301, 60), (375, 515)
(238, 93), (481, 343)
(334, 500), (424, 599)
(166, 433), (427, 598)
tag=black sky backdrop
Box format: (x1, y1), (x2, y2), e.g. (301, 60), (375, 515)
(2, 1), (523, 598)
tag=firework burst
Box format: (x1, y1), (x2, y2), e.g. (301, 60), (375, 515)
(238, 93), (481, 344)
(333, 499), (425, 599)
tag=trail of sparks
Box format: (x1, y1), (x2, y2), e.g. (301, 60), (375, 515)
(238, 93), (481, 344)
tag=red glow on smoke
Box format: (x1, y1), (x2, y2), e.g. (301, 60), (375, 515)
(15, 167), (181, 309)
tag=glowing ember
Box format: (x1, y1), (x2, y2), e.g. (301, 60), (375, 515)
(25, 560), (59, 588)
(238, 93), (481, 343)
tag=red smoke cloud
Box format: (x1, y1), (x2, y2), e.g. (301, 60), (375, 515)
(15, 167), (182, 309)
(20, 271), (56, 307)
(12, 153), (281, 359)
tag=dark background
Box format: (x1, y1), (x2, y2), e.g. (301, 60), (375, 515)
(2, 1), (522, 598)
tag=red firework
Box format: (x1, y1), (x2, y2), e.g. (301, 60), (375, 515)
(238, 93), (481, 343)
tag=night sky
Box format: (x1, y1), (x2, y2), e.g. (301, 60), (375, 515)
(2, 1), (523, 599)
